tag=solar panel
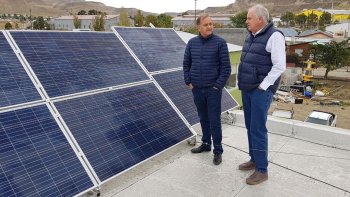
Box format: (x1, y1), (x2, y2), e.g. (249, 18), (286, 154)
(153, 70), (238, 125)
(54, 83), (193, 182)
(0, 105), (94, 197)
(10, 31), (149, 98)
(114, 27), (186, 72)
(0, 32), (41, 108)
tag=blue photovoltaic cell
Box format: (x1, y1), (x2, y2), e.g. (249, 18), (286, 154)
(114, 27), (186, 72)
(10, 31), (149, 98)
(55, 83), (193, 182)
(0, 105), (94, 197)
(0, 32), (41, 108)
(153, 70), (238, 125)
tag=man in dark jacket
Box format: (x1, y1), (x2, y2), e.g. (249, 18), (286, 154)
(183, 14), (231, 165)
(237, 4), (286, 185)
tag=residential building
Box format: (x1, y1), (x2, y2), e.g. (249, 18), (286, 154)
(53, 15), (119, 31)
(299, 29), (333, 39)
(172, 14), (234, 30)
(326, 21), (350, 38)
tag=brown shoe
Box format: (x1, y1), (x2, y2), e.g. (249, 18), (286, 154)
(238, 161), (256, 171)
(246, 171), (268, 185)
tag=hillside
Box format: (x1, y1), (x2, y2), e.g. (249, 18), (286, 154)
(202, 0), (350, 16)
(0, 0), (153, 16)
(1, 0), (349, 17)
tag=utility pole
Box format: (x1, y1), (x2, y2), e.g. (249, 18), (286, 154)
(30, 8), (32, 30)
(194, 0), (198, 23)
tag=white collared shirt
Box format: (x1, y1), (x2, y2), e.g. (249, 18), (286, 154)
(253, 28), (286, 90)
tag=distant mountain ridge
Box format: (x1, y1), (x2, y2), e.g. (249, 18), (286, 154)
(0, 0), (349, 17)
(0, 0), (153, 16)
(200, 0), (350, 16)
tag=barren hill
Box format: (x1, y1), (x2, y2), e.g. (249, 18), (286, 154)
(202, 0), (350, 16)
(1, 0), (349, 17)
(0, 0), (152, 16)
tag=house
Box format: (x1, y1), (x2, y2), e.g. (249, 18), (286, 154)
(287, 42), (312, 57)
(299, 29), (333, 39)
(172, 14), (234, 30)
(53, 15), (119, 31)
(326, 22), (350, 38)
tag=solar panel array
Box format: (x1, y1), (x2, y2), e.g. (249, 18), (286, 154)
(1, 27), (238, 196)
(153, 70), (238, 125)
(55, 83), (192, 182)
(114, 27), (187, 72)
(10, 31), (149, 98)
(0, 105), (94, 197)
(0, 32), (41, 108)
(114, 27), (238, 125)
(1, 29), (197, 196)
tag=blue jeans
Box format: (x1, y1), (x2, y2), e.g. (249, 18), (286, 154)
(192, 87), (223, 154)
(242, 88), (273, 173)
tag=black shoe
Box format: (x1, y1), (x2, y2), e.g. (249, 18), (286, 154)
(213, 153), (222, 165)
(191, 144), (211, 153)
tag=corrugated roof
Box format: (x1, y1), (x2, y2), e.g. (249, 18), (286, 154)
(300, 29), (333, 38)
(277, 28), (299, 37)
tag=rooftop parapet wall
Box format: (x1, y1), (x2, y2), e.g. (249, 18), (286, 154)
(227, 110), (350, 150)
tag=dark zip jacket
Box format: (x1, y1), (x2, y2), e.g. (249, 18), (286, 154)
(183, 33), (231, 89)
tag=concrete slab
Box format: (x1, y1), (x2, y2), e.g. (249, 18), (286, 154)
(271, 139), (350, 191)
(82, 123), (350, 197)
(235, 164), (346, 197)
(111, 147), (248, 197)
(221, 124), (293, 161)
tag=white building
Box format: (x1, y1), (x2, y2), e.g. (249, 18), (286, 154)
(53, 15), (119, 31)
(172, 14), (234, 30)
(326, 21), (350, 38)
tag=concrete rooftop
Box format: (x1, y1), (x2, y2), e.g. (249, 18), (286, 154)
(84, 111), (350, 197)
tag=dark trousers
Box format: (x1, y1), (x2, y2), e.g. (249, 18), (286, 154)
(192, 87), (223, 154)
(242, 88), (273, 173)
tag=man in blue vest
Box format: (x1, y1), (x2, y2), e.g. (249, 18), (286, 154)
(237, 4), (286, 184)
(183, 14), (231, 165)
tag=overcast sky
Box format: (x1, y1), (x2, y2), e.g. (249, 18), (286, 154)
(86, 0), (236, 14)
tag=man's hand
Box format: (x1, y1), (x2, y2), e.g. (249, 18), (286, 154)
(188, 83), (193, 90)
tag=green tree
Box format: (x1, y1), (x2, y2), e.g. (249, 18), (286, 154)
(307, 12), (318, 28)
(281, 11), (295, 27)
(73, 15), (81, 29)
(134, 10), (144, 27)
(77, 10), (87, 15)
(88, 9), (98, 15)
(295, 13), (307, 28)
(118, 8), (130, 26)
(230, 11), (247, 28)
(92, 14), (105, 31)
(144, 15), (158, 27)
(5, 22), (12, 29)
(33, 16), (49, 30)
(19, 14), (26, 22)
(313, 41), (348, 78)
(319, 11), (331, 27)
(157, 14), (172, 28)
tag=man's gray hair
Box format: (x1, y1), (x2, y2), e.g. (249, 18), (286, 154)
(250, 4), (270, 23)
(196, 13), (210, 25)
